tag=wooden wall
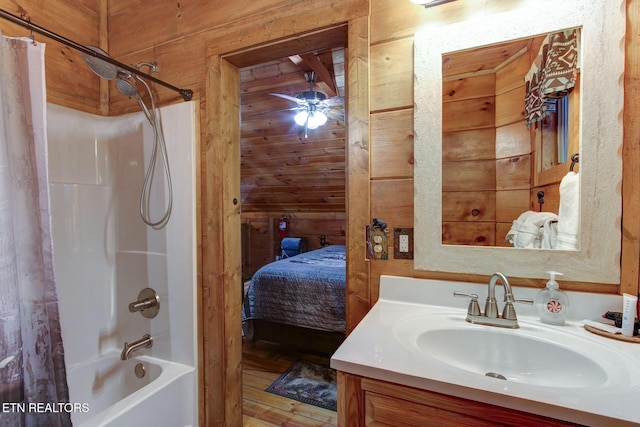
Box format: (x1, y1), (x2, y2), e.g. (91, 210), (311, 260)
(242, 211), (346, 278)
(368, 0), (639, 299)
(239, 54), (347, 276)
(0, 0), (103, 113)
(494, 46), (533, 245)
(442, 53), (497, 246)
(439, 31), (581, 249)
(2, 3), (637, 291)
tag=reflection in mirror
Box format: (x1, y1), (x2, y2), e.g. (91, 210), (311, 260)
(413, 0), (624, 283)
(441, 28), (581, 250)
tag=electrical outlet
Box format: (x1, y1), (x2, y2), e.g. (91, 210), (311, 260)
(399, 234), (409, 252)
(366, 226), (389, 260)
(394, 228), (414, 259)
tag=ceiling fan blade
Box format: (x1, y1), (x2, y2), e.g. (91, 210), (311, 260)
(326, 109), (345, 121)
(244, 107), (302, 118)
(269, 92), (303, 104)
(323, 96), (344, 106)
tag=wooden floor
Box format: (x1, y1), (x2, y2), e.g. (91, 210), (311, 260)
(242, 337), (338, 427)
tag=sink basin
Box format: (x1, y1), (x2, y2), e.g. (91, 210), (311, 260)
(392, 313), (620, 389)
(417, 328), (608, 388)
(332, 276), (640, 426)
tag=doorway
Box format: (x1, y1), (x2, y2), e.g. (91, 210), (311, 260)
(201, 18), (370, 425)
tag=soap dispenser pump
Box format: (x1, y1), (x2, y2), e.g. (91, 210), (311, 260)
(535, 271), (569, 325)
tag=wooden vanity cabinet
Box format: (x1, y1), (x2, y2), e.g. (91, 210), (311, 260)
(337, 372), (581, 427)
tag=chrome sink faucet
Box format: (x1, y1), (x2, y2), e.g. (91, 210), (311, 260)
(121, 333), (153, 360)
(454, 272), (533, 328)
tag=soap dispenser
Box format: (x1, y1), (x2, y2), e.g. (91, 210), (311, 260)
(535, 271), (569, 325)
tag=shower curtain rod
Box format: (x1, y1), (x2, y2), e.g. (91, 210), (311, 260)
(0, 8), (193, 101)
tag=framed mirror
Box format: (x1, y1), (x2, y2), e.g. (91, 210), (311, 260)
(413, 0), (624, 283)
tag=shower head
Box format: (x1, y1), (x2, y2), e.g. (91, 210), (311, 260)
(117, 74), (154, 122)
(82, 46), (119, 80)
(116, 74), (139, 97)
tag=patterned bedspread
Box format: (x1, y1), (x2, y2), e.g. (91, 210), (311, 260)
(242, 245), (346, 333)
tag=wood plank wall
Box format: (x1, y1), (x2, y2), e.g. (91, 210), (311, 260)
(494, 49), (532, 245)
(368, 0), (639, 298)
(239, 54), (347, 276)
(2, 1), (639, 425)
(442, 63), (497, 246)
(0, 0), (102, 112)
(437, 34), (563, 249)
(3, 2), (637, 291)
(242, 211), (346, 279)
(239, 56), (346, 215)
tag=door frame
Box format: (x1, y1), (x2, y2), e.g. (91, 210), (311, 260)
(200, 16), (370, 426)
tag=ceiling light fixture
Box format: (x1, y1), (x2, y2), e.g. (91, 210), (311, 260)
(287, 72), (332, 136)
(268, 70), (344, 138)
(294, 103), (328, 129)
(410, 0), (456, 7)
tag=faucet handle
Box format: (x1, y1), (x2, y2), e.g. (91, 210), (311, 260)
(501, 297), (534, 320)
(129, 288), (160, 318)
(502, 302), (517, 320)
(453, 291), (481, 316)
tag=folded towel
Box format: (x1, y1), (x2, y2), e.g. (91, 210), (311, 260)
(506, 211), (559, 248)
(557, 171), (580, 250)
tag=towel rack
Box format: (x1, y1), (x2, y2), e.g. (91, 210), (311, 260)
(569, 153), (579, 171)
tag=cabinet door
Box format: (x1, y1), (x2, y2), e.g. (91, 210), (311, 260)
(365, 392), (497, 427)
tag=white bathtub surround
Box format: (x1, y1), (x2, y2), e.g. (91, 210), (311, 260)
(48, 102), (197, 427)
(332, 275), (640, 427)
(66, 353), (194, 427)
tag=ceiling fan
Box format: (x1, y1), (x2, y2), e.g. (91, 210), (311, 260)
(268, 71), (344, 138)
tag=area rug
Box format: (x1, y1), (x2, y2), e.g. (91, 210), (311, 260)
(265, 359), (337, 411)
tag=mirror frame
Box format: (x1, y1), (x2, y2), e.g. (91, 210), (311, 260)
(413, 0), (624, 283)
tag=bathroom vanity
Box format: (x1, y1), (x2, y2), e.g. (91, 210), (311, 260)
(331, 276), (640, 427)
(338, 374), (575, 426)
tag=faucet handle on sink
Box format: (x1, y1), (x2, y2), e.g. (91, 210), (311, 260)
(502, 297), (534, 320)
(453, 291), (481, 316)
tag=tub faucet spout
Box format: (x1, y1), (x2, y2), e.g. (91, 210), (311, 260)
(121, 334), (153, 360)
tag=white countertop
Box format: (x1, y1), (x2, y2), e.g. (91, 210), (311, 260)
(331, 275), (640, 426)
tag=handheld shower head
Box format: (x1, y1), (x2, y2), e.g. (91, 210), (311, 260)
(116, 75), (153, 122)
(115, 74), (138, 97)
(82, 46), (119, 80)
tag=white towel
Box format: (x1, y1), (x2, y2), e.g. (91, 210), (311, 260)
(506, 211), (559, 248)
(540, 217), (558, 249)
(557, 171), (580, 250)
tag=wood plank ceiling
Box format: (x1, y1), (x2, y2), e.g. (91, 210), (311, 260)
(240, 47), (346, 214)
(442, 36), (542, 78)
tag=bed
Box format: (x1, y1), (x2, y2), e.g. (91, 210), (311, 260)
(242, 245), (346, 345)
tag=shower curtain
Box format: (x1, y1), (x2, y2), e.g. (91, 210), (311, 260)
(0, 36), (70, 426)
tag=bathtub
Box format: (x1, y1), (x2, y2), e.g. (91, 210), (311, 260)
(66, 352), (195, 427)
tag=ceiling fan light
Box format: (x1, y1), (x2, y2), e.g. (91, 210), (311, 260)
(294, 110), (309, 126)
(307, 111), (327, 129)
(315, 111), (328, 126)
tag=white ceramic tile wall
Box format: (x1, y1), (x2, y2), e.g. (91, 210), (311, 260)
(48, 102), (197, 371)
